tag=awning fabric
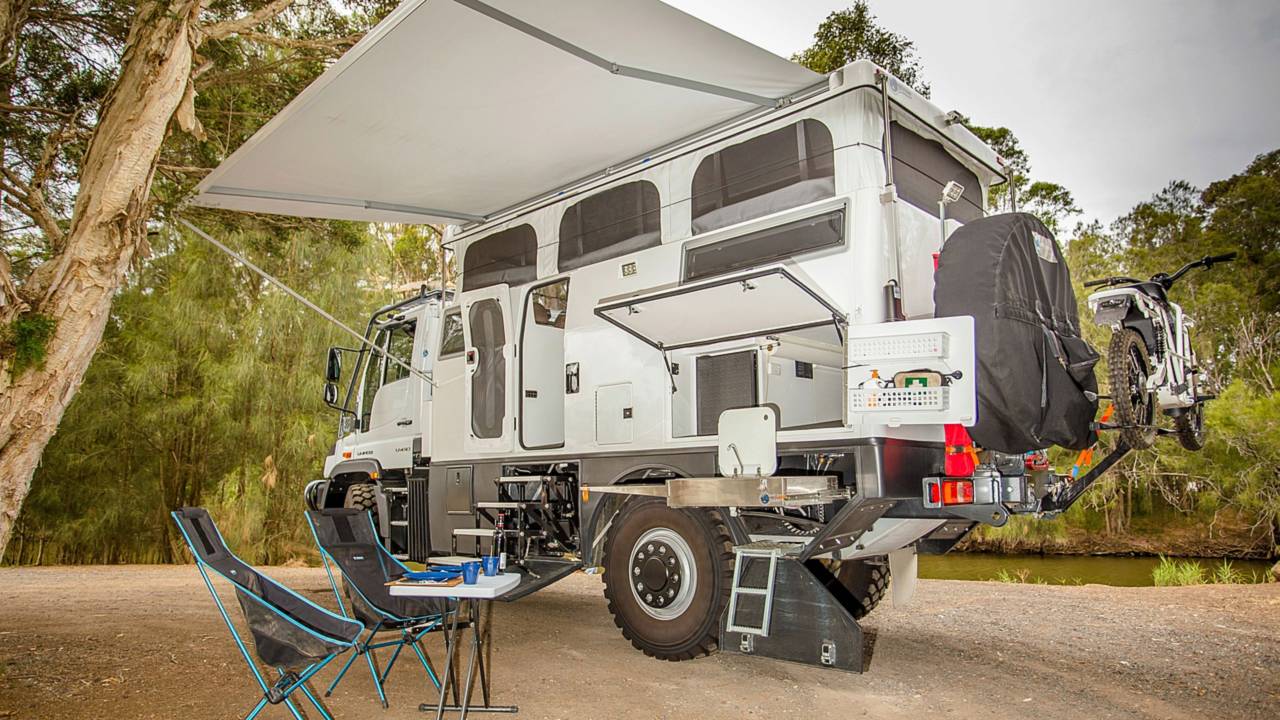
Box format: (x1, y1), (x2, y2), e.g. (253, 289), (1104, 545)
(595, 267), (845, 351)
(192, 0), (823, 225)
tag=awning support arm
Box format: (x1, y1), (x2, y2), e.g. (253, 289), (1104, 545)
(454, 0), (781, 108)
(178, 218), (437, 387)
(203, 186), (486, 224)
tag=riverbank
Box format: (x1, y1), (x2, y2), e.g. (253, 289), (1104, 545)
(957, 508), (1277, 560)
(1, 566), (1276, 720)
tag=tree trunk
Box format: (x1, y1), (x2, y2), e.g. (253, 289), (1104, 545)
(0, 0), (203, 556)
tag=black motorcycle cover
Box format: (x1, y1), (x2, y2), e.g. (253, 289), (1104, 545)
(934, 213), (1099, 453)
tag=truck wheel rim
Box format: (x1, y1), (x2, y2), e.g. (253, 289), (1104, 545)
(629, 527), (696, 620)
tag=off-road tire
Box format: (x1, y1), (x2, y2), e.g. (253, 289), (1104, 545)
(1109, 329), (1157, 449)
(810, 559), (890, 619)
(602, 498), (734, 661)
(344, 483), (379, 526)
(1174, 403), (1207, 451)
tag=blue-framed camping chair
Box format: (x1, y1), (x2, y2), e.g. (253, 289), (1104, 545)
(305, 508), (456, 708)
(172, 507), (362, 720)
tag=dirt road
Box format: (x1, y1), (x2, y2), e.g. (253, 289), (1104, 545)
(1, 566), (1276, 719)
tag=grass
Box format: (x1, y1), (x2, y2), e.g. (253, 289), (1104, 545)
(1151, 556), (1266, 586)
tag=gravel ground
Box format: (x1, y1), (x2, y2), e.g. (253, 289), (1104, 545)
(0, 565), (1276, 719)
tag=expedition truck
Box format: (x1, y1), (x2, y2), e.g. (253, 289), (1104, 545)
(193, 0), (1134, 670)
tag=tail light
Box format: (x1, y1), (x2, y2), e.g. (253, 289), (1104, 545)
(944, 423), (978, 477)
(924, 477), (975, 508)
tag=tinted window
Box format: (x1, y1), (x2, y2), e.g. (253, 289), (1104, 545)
(684, 209), (845, 282)
(559, 181), (661, 271)
(691, 119), (835, 234)
(462, 224), (538, 291)
(891, 122), (983, 223)
(439, 310), (464, 357)
(383, 322), (415, 384)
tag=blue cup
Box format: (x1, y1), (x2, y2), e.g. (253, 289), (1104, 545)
(461, 560), (481, 585)
(482, 555), (500, 576)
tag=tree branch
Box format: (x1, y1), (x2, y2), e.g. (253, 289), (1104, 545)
(237, 30), (362, 53)
(200, 0), (293, 43)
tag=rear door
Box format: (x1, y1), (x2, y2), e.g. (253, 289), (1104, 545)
(462, 285), (514, 453)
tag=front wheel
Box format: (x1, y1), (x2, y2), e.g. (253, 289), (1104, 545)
(1108, 329), (1157, 449)
(602, 498), (734, 661)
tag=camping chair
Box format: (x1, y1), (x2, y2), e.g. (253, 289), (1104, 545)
(305, 508), (455, 708)
(171, 507), (362, 720)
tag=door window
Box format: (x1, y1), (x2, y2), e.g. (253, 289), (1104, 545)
(469, 299), (507, 439)
(383, 322), (416, 384)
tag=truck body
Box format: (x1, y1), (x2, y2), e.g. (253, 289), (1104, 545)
(196, 1), (1086, 670)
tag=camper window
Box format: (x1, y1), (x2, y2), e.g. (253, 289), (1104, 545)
(558, 181), (661, 272)
(439, 310), (464, 358)
(890, 122), (983, 222)
(690, 119), (835, 235)
(461, 224), (538, 291)
(683, 209), (845, 282)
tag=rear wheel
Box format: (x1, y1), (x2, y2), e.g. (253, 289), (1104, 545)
(1174, 402), (1206, 451)
(809, 558), (890, 619)
(1108, 329), (1157, 449)
(602, 498), (734, 661)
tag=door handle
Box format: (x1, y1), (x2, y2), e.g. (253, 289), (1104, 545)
(396, 418), (413, 426)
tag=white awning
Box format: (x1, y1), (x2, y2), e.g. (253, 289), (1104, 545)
(192, 0), (823, 225)
(595, 267), (845, 351)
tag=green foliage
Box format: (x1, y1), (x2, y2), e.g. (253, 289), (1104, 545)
(1152, 556), (1204, 586)
(792, 2), (930, 97)
(1, 312), (57, 374)
(6, 225), (397, 565)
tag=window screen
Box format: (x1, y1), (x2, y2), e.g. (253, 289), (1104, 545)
(559, 181), (661, 272)
(462, 224), (538, 292)
(439, 310), (464, 358)
(684, 209), (845, 282)
(691, 119), (835, 234)
(890, 122), (984, 223)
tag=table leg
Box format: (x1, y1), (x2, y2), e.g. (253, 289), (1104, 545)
(427, 605), (462, 720)
(420, 598), (517, 716)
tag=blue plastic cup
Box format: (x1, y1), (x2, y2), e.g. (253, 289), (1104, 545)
(482, 555), (500, 576)
(461, 560), (481, 585)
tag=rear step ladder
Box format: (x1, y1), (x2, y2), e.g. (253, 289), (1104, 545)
(725, 542), (798, 637)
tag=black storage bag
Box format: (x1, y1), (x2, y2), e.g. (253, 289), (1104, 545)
(934, 212), (1099, 452)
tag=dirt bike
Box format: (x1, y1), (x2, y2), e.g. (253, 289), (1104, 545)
(1084, 252), (1237, 451)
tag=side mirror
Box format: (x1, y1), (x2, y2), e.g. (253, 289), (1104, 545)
(326, 347), (342, 382)
(323, 381), (339, 406)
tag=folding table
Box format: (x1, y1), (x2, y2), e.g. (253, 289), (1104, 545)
(390, 572), (520, 719)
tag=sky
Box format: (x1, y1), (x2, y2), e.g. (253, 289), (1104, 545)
(669, 0), (1280, 227)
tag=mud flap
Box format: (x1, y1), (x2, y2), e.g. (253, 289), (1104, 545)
(719, 557), (869, 673)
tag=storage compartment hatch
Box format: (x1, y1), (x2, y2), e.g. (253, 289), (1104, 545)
(595, 267), (845, 351)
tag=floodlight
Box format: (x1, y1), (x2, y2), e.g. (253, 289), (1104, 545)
(941, 181), (965, 205)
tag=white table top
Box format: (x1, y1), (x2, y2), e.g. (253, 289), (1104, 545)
(389, 572), (520, 599)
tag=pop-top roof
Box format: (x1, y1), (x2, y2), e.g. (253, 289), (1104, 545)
(191, 0), (824, 225)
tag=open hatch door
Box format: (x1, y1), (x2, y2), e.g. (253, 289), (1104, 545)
(595, 267), (845, 351)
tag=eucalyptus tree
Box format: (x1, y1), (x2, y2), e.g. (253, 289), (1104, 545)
(0, 0), (389, 557)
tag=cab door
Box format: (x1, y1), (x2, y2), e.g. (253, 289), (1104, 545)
(462, 285), (514, 453)
(358, 318), (421, 468)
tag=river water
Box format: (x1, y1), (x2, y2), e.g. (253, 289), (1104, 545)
(918, 553), (1275, 586)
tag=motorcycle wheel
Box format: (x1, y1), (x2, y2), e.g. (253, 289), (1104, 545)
(1174, 402), (1206, 451)
(1108, 329), (1157, 449)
